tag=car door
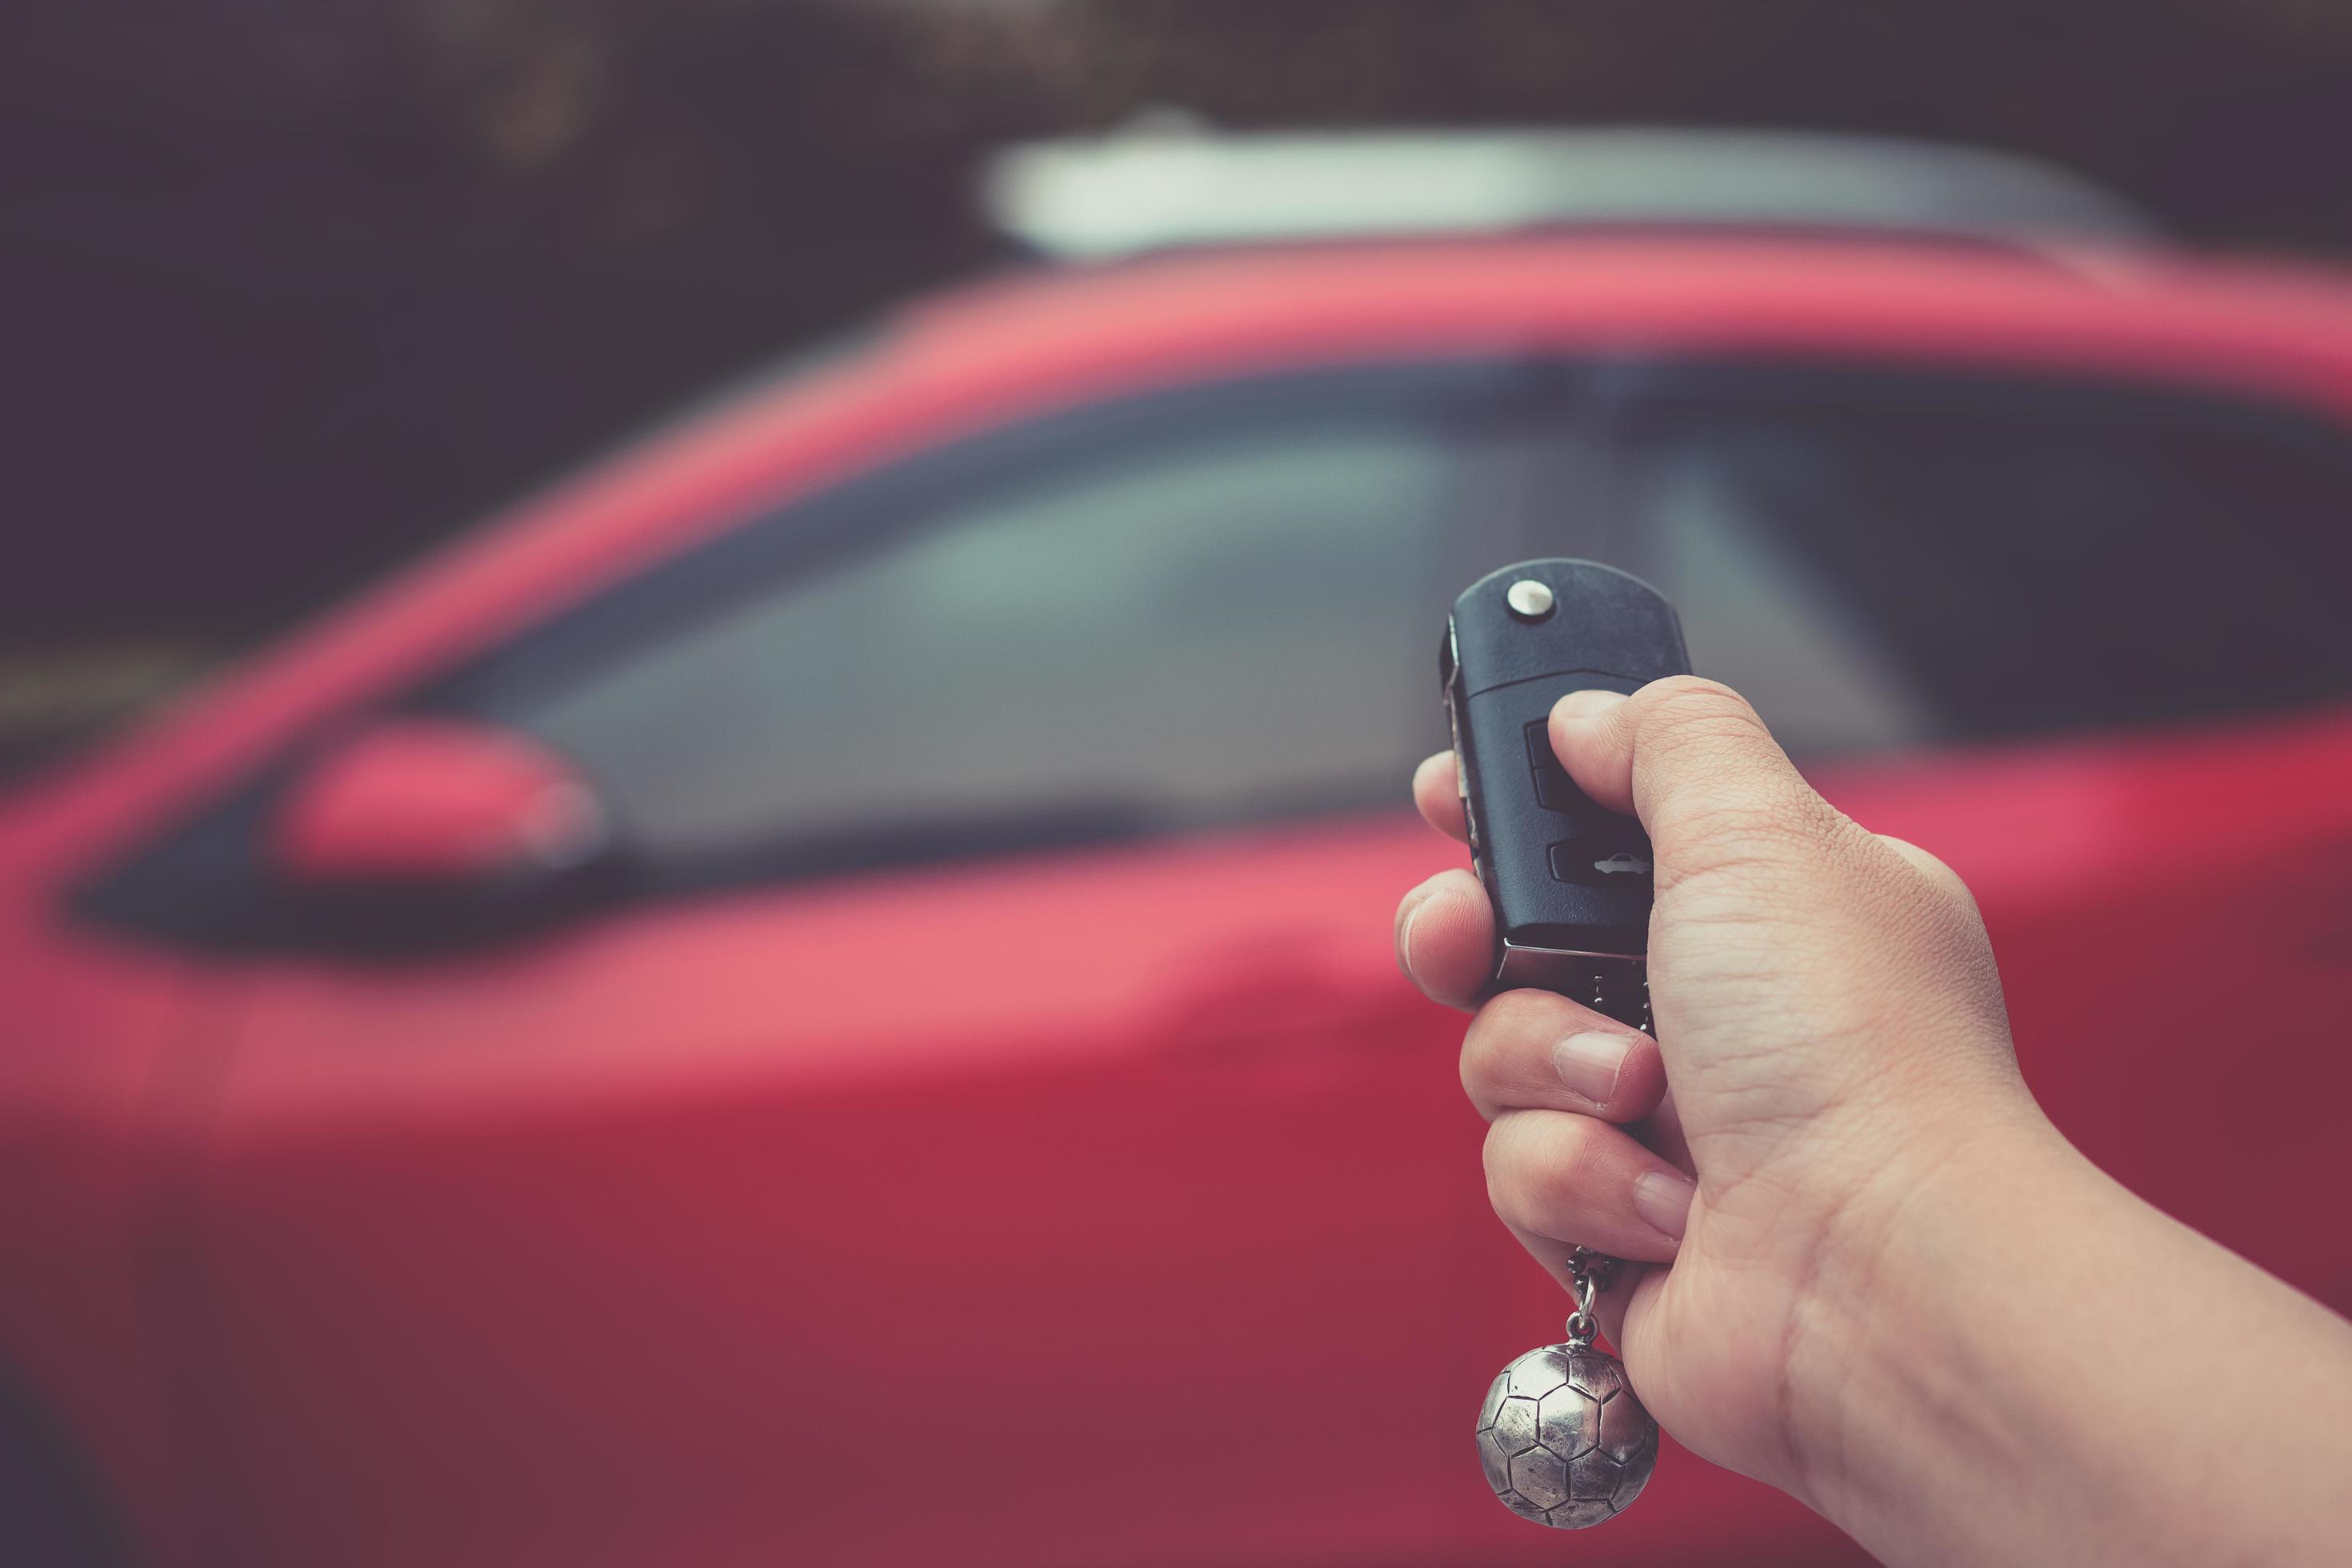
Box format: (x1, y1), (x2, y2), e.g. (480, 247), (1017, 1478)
(1582, 360), (2352, 1323)
(178, 364), (1566, 1566)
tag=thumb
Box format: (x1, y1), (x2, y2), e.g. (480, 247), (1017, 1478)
(1549, 676), (1845, 870)
(1547, 678), (2016, 1120)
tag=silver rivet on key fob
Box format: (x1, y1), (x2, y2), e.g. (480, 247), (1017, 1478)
(1504, 578), (1556, 620)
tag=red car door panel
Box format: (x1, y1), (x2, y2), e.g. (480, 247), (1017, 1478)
(1819, 706), (2352, 1308)
(186, 818), (1498, 1566)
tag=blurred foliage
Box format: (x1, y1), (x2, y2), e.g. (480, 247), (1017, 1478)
(3, 0), (2350, 681)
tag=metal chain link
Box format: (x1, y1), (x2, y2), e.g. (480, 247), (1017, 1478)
(1564, 1245), (1618, 1347)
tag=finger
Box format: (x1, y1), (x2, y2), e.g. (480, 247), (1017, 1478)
(1548, 676), (1835, 855)
(1486, 1109), (1697, 1264)
(1412, 750), (1469, 843)
(1638, 1086), (1693, 1177)
(1394, 868), (1494, 1010)
(1459, 988), (1670, 1123)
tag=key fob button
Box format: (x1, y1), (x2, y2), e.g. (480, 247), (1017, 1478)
(1547, 835), (1655, 889)
(1526, 719), (1574, 812)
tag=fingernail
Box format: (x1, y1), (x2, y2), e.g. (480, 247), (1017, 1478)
(1633, 1170), (1696, 1241)
(1395, 894), (1427, 982)
(1552, 1030), (1630, 1104)
(1554, 688), (1627, 724)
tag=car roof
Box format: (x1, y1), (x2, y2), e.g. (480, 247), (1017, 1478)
(982, 125), (2162, 261)
(884, 231), (2352, 392)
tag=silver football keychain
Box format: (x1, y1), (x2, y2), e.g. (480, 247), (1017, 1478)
(1474, 1250), (1660, 1527)
(1442, 563), (1691, 1527)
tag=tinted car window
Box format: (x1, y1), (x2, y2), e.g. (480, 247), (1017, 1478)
(1609, 378), (2352, 757)
(474, 388), (1535, 878)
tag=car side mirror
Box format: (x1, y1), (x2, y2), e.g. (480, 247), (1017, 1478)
(265, 718), (618, 949)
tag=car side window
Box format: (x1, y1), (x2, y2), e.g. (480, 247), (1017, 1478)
(1608, 375), (2352, 757)
(464, 382), (1537, 882)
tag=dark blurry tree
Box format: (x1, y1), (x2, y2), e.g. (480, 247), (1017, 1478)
(2, 0), (2350, 764)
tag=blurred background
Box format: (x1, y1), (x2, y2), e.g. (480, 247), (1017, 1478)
(9, 0), (2352, 769)
(6, 5), (2352, 1567)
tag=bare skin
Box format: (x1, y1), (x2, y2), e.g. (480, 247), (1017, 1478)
(1396, 677), (2352, 1566)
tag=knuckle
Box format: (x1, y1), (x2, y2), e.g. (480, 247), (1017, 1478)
(1458, 1030), (1500, 1106)
(1630, 675), (1767, 742)
(1481, 986), (1566, 1040)
(1920, 857), (1983, 919)
(1874, 835), (1988, 924)
(1651, 782), (1853, 889)
(1483, 1112), (1601, 1226)
(1916, 864), (1984, 928)
(1461, 990), (1562, 1101)
(1625, 678), (1834, 861)
(1480, 1120), (1515, 1206)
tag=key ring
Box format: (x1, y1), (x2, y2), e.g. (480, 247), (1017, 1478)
(1564, 1245), (1614, 1347)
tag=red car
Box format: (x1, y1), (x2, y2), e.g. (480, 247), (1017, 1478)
(6, 134), (2352, 1566)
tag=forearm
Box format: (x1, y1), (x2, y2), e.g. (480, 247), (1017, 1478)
(1798, 1124), (2352, 1566)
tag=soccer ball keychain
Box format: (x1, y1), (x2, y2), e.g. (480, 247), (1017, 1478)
(1474, 1247), (1658, 1526)
(1440, 560), (1691, 1526)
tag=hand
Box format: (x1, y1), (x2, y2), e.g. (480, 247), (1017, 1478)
(1394, 678), (2041, 1502)
(1398, 676), (2352, 1564)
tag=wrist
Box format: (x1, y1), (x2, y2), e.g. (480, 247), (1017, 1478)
(1748, 1079), (2352, 1567)
(1774, 1097), (2076, 1535)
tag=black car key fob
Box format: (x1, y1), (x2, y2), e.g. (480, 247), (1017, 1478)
(1440, 560), (1691, 1030)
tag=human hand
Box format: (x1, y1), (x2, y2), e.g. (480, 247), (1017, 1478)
(1394, 677), (2046, 1505)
